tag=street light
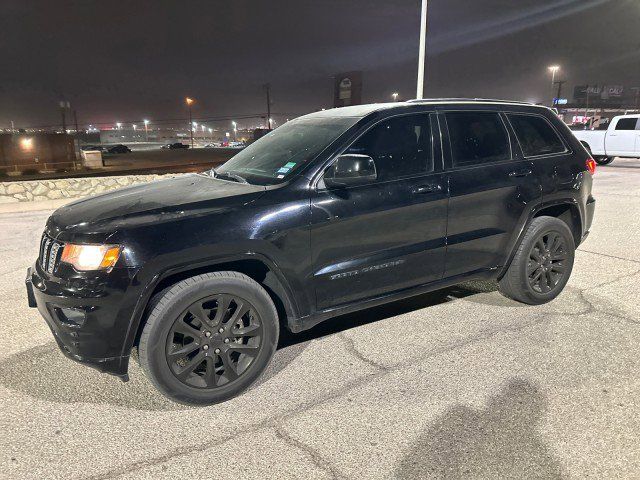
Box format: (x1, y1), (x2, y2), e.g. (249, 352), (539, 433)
(548, 65), (560, 106)
(185, 97), (195, 148)
(232, 121), (237, 141)
(143, 119), (149, 142)
(416, 0), (428, 99)
(116, 122), (122, 130)
(392, 92), (399, 102)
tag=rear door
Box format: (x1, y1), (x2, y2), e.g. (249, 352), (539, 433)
(442, 110), (542, 277)
(605, 116), (640, 156)
(311, 112), (448, 310)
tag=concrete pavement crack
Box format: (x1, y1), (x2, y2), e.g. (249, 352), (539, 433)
(274, 428), (347, 480)
(337, 332), (389, 372)
(80, 316), (549, 480)
(577, 248), (640, 265)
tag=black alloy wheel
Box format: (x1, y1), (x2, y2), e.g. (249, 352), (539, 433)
(138, 271), (279, 405)
(498, 216), (575, 305)
(527, 231), (568, 294)
(166, 294), (263, 389)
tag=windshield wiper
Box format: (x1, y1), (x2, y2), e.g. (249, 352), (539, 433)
(210, 168), (248, 184)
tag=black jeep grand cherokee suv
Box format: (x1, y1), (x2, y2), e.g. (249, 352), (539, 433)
(26, 100), (596, 405)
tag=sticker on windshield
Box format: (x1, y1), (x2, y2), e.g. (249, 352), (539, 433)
(277, 174), (285, 179)
(277, 167), (290, 174)
(284, 162), (296, 168)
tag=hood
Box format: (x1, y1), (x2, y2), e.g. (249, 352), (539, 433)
(48, 174), (266, 238)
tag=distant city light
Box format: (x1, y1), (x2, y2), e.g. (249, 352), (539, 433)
(185, 97), (194, 106)
(143, 119), (149, 125)
(392, 92), (399, 101)
(208, 128), (212, 133)
(132, 124), (137, 130)
(225, 132), (230, 138)
(201, 125), (206, 132)
(116, 122), (122, 129)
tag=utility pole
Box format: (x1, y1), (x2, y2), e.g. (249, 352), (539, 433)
(416, 0), (428, 99)
(553, 80), (566, 107)
(59, 100), (69, 133)
(186, 97), (194, 148)
(264, 83), (272, 130)
(73, 110), (79, 135)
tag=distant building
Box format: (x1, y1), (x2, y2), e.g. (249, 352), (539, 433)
(0, 133), (77, 174)
(571, 84), (640, 109)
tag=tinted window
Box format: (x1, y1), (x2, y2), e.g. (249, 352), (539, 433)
(446, 112), (510, 166)
(343, 113), (433, 181)
(508, 114), (566, 157)
(615, 118), (638, 130)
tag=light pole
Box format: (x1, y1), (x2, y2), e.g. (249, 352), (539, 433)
(185, 97), (194, 148)
(143, 119), (149, 142)
(416, 0), (428, 99)
(392, 92), (399, 102)
(232, 121), (237, 141)
(548, 65), (560, 106)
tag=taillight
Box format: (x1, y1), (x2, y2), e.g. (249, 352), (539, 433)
(586, 158), (596, 175)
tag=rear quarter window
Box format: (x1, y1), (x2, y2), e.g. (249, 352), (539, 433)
(508, 114), (567, 157)
(445, 111), (511, 166)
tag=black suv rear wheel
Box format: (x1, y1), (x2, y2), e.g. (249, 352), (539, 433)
(498, 216), (575, 305)
(138, 272), (279, 405)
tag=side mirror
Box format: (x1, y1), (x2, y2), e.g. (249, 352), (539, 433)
(324, 154), (377, 188)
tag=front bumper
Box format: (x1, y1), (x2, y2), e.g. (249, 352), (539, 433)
(26, 263), (140, 380)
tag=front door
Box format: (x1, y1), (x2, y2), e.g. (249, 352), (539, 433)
(442, 110), (542, 277)
(311, 112), (448, 310)
(606, 116), (640, 157)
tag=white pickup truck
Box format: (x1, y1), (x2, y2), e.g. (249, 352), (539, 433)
(572, 114), (640, 165)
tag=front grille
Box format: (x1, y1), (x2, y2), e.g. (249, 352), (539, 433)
(39, 233), (64, 274)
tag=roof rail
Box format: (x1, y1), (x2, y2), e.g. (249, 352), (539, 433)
(406, 98), (534, 105)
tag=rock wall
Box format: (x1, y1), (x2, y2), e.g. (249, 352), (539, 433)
(0, 174), (182, 204)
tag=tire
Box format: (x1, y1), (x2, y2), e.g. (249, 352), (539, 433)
(594, 156), (614, 166)
(498, 216), (575, 305)
(138, 271), (279, 405)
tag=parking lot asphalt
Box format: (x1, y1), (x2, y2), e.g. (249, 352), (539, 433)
(1, 159), (639, 479)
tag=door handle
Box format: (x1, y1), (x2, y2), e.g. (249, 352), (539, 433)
(508, 168), (532, 178)
(413, 184), (442, 194)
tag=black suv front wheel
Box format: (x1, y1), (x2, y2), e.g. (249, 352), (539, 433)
(499, 216), (575, 305)
(138, 272), (279, 405)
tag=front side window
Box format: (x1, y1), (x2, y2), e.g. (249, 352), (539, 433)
(508, 114), (566, 157)
(343, 113), (433, 181)
(615, 117), (639, 130)
(446, 112), (510, 166)
(215, 117), (358, 185)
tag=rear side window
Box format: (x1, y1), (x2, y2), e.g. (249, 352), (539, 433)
(446, 112), (510, 166)
(508, 114), (566, 157)
(344, 113), (433, 181)
(615, 118), (639, 130)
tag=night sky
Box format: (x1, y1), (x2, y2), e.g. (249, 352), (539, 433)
(1, 0), (639, 129)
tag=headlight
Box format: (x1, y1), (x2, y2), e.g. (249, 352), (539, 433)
(60, 244), (122, 271)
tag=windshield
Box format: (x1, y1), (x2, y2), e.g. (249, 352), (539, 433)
(215, 117), (358, 185)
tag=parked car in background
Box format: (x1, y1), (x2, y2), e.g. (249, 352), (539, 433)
(572, 114), (640, 165)
(81, 145), (106, 152)
(161, 142), (189, 149)
(107, 144), (132, 154)
(26, 99), (596, 405)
